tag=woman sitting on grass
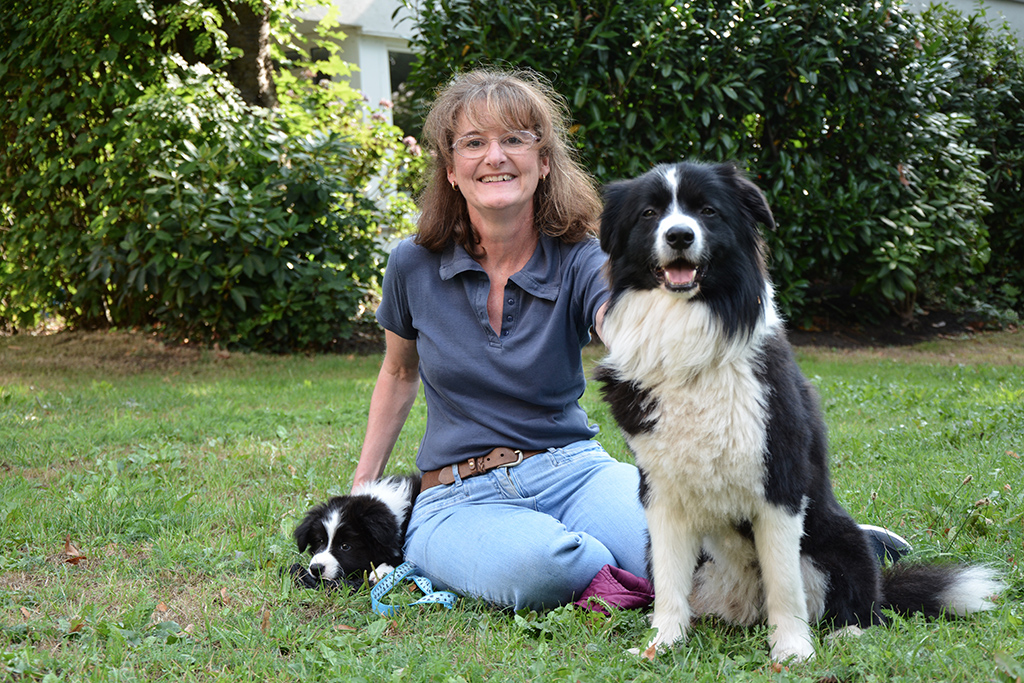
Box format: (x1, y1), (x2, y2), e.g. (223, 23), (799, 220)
(349, 67), (909, 610)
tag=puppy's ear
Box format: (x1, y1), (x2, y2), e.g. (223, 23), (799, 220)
(599, 179), (635, 257)
(360, 507), (401, 550)
(293, 510), (318, 553)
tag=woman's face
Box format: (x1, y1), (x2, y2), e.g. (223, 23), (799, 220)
(446, 110), (550, 225)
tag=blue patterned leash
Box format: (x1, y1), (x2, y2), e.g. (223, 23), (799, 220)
(370, 562), (458, 617)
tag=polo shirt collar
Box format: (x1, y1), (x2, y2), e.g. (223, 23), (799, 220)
(439, 233), (562, 301)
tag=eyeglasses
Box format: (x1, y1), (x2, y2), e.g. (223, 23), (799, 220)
(451, 130), (540, 159)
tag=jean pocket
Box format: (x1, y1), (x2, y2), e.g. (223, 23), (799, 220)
(411, 480), (468, 517)
(547, 439), (605, 467)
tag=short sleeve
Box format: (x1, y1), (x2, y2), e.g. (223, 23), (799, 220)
(375, 239), (417, 340)
(568, 239), (611, 340)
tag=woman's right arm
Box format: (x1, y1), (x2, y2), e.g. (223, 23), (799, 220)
(351, 330), (421, 491)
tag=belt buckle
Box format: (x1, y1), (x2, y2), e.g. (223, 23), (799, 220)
(505, 449), (525, 468)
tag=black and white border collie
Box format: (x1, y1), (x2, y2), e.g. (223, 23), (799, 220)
(595, 161), (1004, 661)
(291, 474), (420, 589)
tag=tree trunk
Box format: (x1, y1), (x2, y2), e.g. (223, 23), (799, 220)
(222, 0), (278, 108)
(159, 0), (278, 109)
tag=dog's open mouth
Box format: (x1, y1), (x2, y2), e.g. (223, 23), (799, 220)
(657, 260), (705, 292)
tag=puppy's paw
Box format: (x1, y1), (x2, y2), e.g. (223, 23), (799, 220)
(368, 563), (395, 585)
(288, 564), (321, 589)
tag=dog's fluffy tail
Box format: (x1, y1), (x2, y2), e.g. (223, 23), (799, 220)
(881, 563), (1005, 618)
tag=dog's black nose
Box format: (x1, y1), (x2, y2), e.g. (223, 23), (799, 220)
(665, 225), (695, 250)
(309, 563), (324, 578)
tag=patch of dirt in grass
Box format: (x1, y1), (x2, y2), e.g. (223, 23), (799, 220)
(0, 329), (207, 380)
(787, 310), (1023, 365)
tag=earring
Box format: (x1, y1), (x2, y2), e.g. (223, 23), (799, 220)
(451, 180), (458, 190)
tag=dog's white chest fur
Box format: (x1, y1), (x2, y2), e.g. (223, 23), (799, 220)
(602, 288), (773, 520)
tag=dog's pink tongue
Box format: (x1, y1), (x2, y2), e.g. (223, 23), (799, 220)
(664, 266), (696, 286)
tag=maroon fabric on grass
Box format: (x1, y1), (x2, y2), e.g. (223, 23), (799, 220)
(574, 564), (654, 615)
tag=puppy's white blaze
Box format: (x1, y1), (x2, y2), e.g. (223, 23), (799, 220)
(940, 566), (1006, 615)
(353, 477), (415, 522)
(309, 509), (342, 579)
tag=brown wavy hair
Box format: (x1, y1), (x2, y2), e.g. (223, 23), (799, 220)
(415, 68), (601, 254)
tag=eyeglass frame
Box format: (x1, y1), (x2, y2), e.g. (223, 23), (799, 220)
(450, 130), (542, 159)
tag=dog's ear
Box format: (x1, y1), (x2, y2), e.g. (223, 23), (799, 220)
(725, 164), (775, 232)
(599, 179), (635, 257)
(360, 505), (401, 551)
(293, 508), (320, 553)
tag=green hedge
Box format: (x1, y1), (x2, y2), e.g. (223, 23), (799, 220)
(400, 0), (1023, 323)
(919, 4), (1024, 324)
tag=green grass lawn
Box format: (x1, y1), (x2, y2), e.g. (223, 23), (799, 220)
(1, 330), (1022, 682)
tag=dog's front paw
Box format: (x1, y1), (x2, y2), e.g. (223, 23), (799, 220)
(368, 563), (395, 585)
(639, 618), (686, 659)
(769, 632), (815, 663)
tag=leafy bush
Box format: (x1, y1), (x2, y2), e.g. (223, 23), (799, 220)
(400, 0), (1013, 322)
(0, 0), (167, 330)
(85, 64), (387, 350)
(918, 4), (1024, 322)
(0, 0), (424, 349)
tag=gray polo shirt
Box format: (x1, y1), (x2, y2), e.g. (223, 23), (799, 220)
(376, 233), (610, 471)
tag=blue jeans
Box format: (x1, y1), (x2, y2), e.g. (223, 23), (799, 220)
(403, 440), (649, 610)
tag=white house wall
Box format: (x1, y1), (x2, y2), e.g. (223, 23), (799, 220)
(297, 0), (414, 123)
(907, 0), (1024, 38)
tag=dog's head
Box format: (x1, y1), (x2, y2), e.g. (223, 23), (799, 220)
(600, 161), (775, 339)
(293, 495), (404, 586)
(600, 161), (774, 297)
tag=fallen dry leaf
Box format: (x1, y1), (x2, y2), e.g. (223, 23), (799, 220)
(219, 587), (231, 606)
(20, 607), (33, 620)
(333, 624), (358, 632)
(63, 535), (86, 565)
(260, 610), (271, 634)
(642, 643), (657, 661)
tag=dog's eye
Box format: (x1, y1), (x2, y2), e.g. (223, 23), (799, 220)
(339, 543), (351, 552)
(641, 209), (657, 218)
(700, 207), (716, 217)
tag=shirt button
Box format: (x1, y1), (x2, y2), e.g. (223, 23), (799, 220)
(506, 315), (513, 321)
(507, 298), (514, 304)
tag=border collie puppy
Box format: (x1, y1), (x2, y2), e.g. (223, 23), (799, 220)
(291, 474), (421, 589)
(595, 161), (1004, 661)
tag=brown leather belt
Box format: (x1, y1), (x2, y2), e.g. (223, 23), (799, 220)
(420, 447), (544, 492)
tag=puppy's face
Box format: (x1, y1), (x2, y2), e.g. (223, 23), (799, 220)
(293, 497), (400, 584)
(600, 162), (774, 300)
